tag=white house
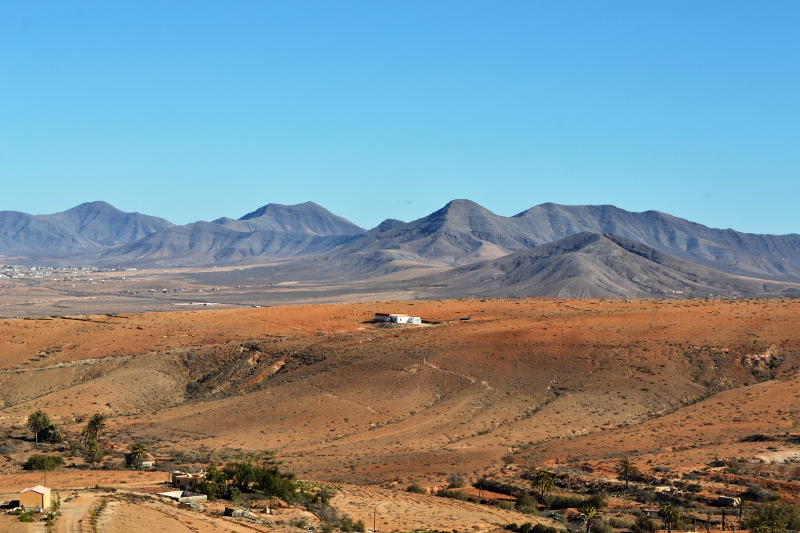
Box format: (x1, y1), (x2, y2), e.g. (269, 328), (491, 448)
(374, 313), (422, 324)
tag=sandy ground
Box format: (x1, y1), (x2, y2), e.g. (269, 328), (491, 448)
(0, 298), (798, 530)
(333, 484), (545, 531)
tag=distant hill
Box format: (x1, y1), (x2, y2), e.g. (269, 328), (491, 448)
(511, 203), (800, 282)
(98, 221), (359, 267)
(94, 202), (365, 267)
(317, 200), (800, 282)
(416, 232), (798, 298)
(2, 199), (799, 296)
(215, 201), (365, 236)
(0, 201), (173, 258)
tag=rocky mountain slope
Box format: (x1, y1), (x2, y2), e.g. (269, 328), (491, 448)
(0, 201), (174, 257)
(2, 199), (798, 294)
(417, 232), (799, 298)
(98, 202), (365, 266)
(321, 200), (800, 282)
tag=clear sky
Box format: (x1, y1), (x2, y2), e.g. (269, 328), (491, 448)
(1, 1), (798, 233)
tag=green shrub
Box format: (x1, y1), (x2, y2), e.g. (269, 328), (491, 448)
(23, 454), (64, 471)
(744, 503), (800, 530)
(741, 485), (779, 502)
(591, 522), (614, 533)
(505, 523), (564, 533)
(586, 491), (609, 509)
(608, 517), (632, 529)
(436, 488), (467, 500)
(475, 478), (519, 496)
(630, 512), (656, 533)
(546, 493), (588, 509)
(447, 475), (466, 488)
(407, 483), (426, 494)
(516, 492), (538, 514)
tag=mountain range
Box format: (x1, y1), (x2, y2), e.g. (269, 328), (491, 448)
(1, 199), (798, 298)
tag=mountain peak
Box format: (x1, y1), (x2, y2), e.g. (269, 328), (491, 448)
(64, 201), (120, 214)
(440, 198), (489, 211)
(237, 202), (364, 236)
(425, 199), (499, 222)
(239, 201), (327, 221)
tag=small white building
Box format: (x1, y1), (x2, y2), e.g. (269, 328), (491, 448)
(158, 490), (208, 504)
(374, 312), (422, 324)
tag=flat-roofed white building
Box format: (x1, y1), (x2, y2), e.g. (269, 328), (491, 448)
(374, 312), (421, 324)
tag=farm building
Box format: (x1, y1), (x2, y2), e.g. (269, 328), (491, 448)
(374, 312), (422, 324)
(171, 471), (205, 489)
(19, 485), (51, 510)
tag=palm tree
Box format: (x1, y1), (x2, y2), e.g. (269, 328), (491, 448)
(82, 413), (106, 445)
(578, 504), (598, 533)
(126, 442), (148, 469)
(658, 503), (681, 533)
(615, 456), (639, 489)
(770, 518), (788, 533)
(530, 468), (555, 504)
(27, 410), (52, 444)
(736, 497), (747, 521)
(84, 441), (103, 467)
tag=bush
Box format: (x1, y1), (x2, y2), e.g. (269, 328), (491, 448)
(741, 485), (779, 502)
(586, 491), (609, 509)
(630, 512), (656, 533)
(407, 483), (426, 494)
(629, 489), (656, 504)
(506, 523), (564, 533)
(436, 488), (467, 500)
(545, 491), (608, 509)
(475, 478), (519, 496)
(685, 483), (702, 493)
(23, 454), (64, 471)
(744, 503), (800, 530)
(38, 424), (62, 444)
(591, 522), (613, 533)
(516, 492), (538, 514)
(447, 475), (466, 488)
(608, 517), (632, 529)
(546, 493), (589, 510)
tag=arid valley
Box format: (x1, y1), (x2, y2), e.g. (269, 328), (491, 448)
(1, 298), (798, 532)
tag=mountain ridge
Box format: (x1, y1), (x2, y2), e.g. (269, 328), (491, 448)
(416, 231), (798, 298)
(1, 200), (799, 291)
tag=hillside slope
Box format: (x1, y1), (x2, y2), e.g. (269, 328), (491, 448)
(0, 201), (173, 257)
(1, 299), (798, 484)
(418, 232), (799, 298)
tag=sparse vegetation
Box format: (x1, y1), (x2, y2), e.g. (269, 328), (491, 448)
(530, 469), (556, 504)
(26, 409), (61, 444)
(744, 503), (800, 531)
(505, 523), (564, 533)
(125, 442), (148, 469)
(23, 454), (64, 471)
(741, 485), (780, 502)
(630, 512), (655, 533)
(447, 475), (466, 488)
(407, 483), (426, 494)
(615, 457), (640, 489)
(658, 502), (681, 533)
(578, 504), (598, 533)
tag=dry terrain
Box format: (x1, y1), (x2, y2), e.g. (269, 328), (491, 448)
(0, 298), (798, 531)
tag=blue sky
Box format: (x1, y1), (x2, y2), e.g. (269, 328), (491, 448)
(1, 1), (798, 233)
